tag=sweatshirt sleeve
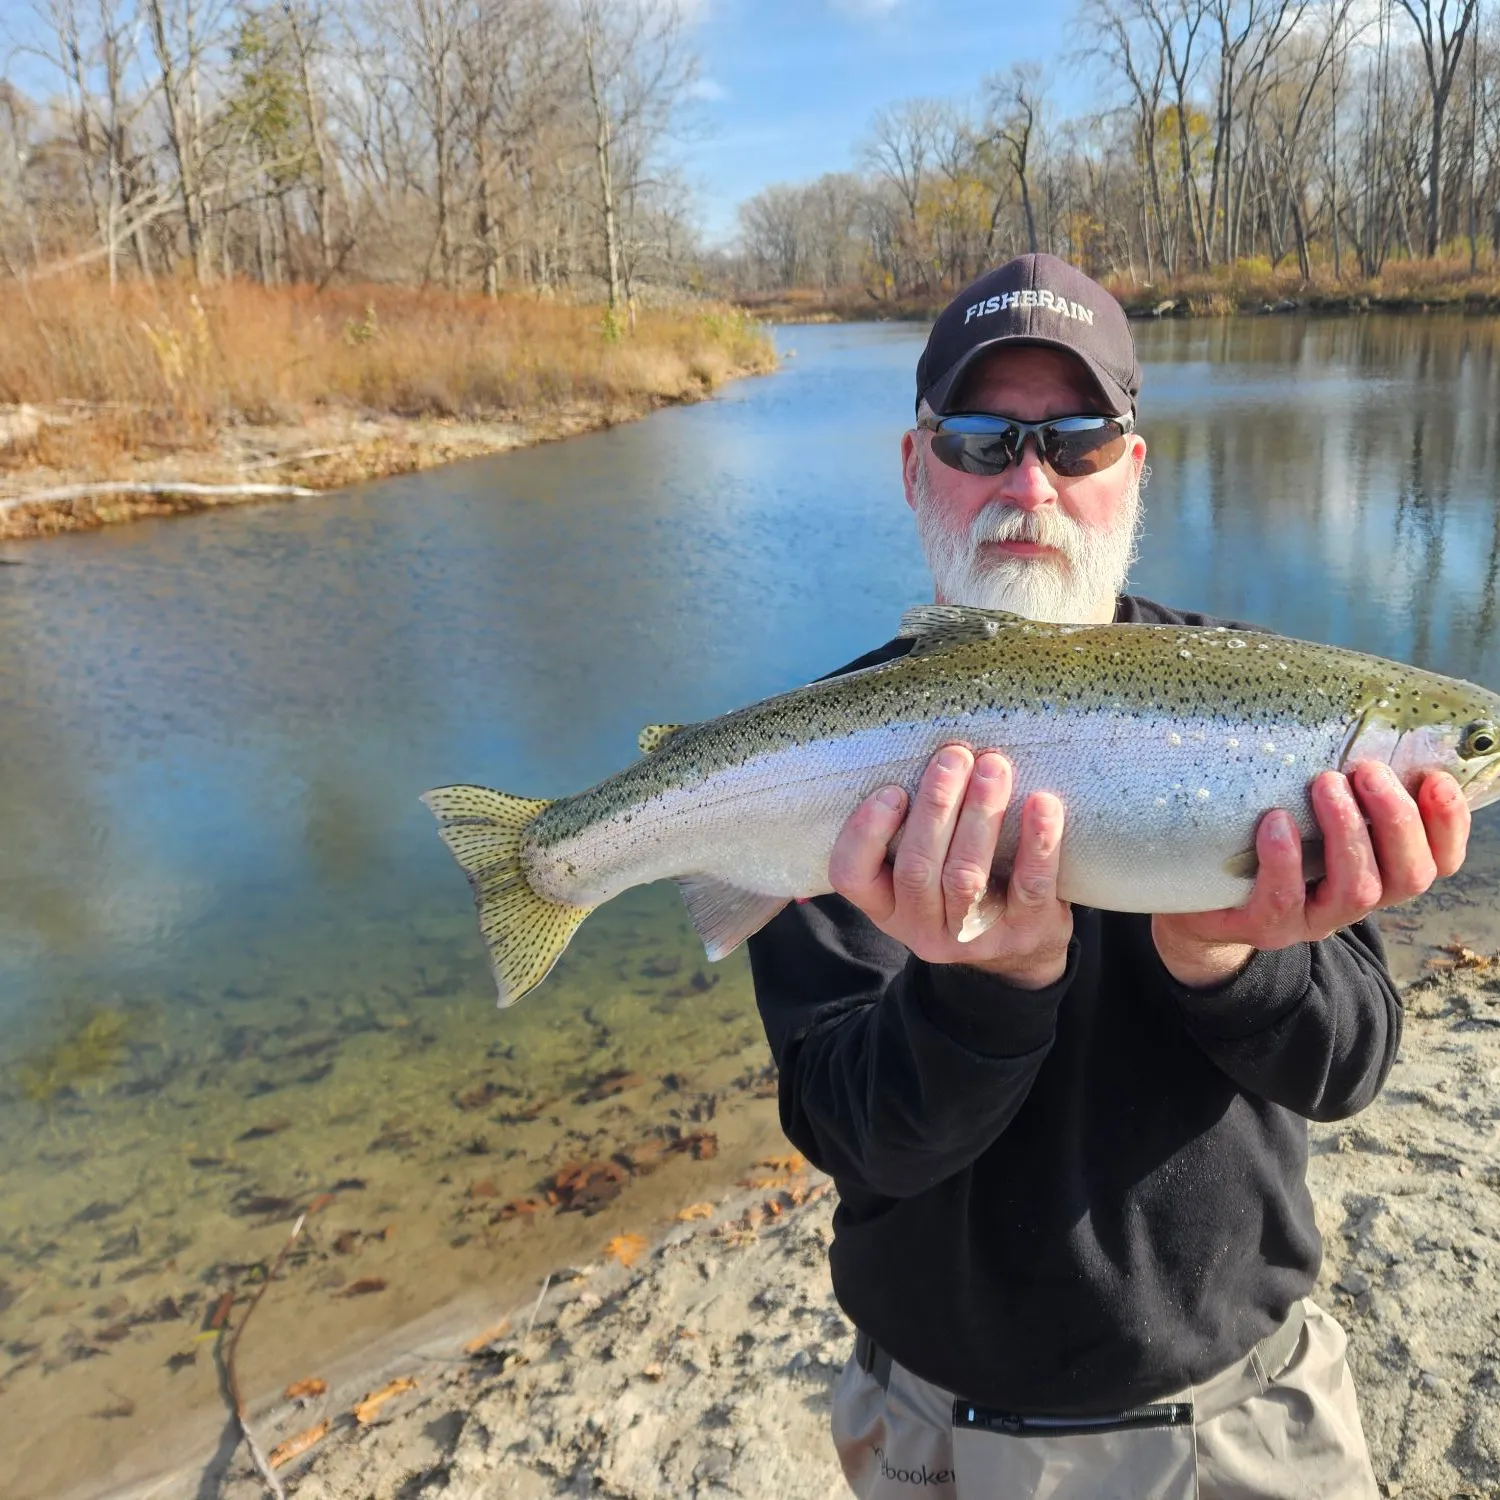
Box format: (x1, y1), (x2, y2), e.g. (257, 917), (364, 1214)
(1167, 918), (1402, 1122)
(746, 894), (1074, 1199)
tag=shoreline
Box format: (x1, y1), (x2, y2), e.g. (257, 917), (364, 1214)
(736, 286), (1500, 327)
(90, 956), (1500, 1500)
(0, 378), (770, 546)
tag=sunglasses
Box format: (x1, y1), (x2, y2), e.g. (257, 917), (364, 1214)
(918, 411), (1135, 479)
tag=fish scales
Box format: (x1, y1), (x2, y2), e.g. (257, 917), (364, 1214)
(423, 608), (1500, 1006)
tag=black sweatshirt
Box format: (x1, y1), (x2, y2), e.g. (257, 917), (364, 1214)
(746, 594), (1403, 1415)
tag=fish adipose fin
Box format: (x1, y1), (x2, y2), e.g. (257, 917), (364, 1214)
(675, 876), (788, 960)
(638, 722), (691, 755)
(421, 785), (592, 1008)
(898, 604), (1029, 649)
(1221, 838), (1327, 884)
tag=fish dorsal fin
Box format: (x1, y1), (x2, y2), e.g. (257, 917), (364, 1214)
(898, 604), (1028, 649)
(674, 876), (788, 961)
(638, 722), (691, 755)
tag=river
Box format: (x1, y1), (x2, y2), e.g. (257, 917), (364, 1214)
(1, 315), (1499, 1497)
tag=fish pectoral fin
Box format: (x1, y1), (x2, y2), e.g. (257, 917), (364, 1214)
(1221, 838), (1326, 885)
(897, 603), (1029, 650)
(421, 785), (592, 1007)
(675, 877), (789, 961)
(638, 722), (691, 755)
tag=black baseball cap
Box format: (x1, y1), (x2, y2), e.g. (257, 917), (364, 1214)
(915, 254), (1142, 419)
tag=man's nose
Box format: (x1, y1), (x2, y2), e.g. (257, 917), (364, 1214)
(996, 443), (1058, 510)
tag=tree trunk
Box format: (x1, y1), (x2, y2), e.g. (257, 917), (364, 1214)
(582, 14), (621, 310)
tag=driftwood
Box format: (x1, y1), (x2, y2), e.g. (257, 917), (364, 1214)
(219, 1212), (308, 1499)
(0, 481), (317, 516)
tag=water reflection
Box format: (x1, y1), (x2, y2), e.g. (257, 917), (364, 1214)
(1134, 315), (1500, 681)
(1, 315), (1499, 1497)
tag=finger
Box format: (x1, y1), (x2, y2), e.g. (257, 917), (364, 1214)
(1305, 771), (1383, 937)
(890, 744), (972, 932)
(828, 784), (907, 925)
(942, 751), (1013, 940)
(1212, 808), (1306, 942)
(1349, 760), (1436, 905)
(1005, 791), (1066, 919)
(1417, 771), (1471, 879)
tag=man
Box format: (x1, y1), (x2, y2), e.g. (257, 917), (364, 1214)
(745, 254), (1470, 1499)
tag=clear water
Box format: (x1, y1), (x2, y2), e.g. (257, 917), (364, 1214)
(1, 315), (1498, 1496)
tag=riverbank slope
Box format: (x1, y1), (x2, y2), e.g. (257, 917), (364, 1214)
(181, 956), (1500, 1500)
(0, 281), (776, 543)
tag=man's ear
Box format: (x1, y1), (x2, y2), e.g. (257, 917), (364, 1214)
(1127, 432), (1147, 483)
(901, 430), (922, 513)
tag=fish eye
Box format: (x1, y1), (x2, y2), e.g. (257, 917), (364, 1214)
(1461, 722), (1499, 758)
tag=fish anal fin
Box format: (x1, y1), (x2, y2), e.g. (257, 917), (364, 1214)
(638, 722), (691, 755)
(675, 876), (788, 961)
(1221, 838), (1326, 885)
(421, 785), (593, 1007)
(898, 604), (1029, 650)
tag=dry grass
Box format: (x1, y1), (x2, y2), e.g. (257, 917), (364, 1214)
(1105, 255), (1500, 315)
(736, 256), (1500, 325)
(0, 277), (775, 477)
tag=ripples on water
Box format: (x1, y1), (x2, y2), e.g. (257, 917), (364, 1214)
(0, 315), (1497, 1496)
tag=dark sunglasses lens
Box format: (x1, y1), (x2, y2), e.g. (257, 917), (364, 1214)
(931, 429), (1017, 476)
(1043, 423), (1127, 477)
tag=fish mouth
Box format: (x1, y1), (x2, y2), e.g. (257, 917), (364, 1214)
(1463, 758), (1500, 812)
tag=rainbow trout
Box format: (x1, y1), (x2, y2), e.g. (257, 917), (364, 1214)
(424, 605), (1500, 1006)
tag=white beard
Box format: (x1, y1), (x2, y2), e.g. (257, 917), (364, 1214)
(912, 458), (1143, 625)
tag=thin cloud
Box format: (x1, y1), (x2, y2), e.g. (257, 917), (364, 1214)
(829, 0), (902, 15)
(689, 76), (730, 102)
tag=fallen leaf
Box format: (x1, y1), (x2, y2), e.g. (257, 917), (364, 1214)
(490, 1198), (541, 1222)
(756, 1152), (805, 1174)
(1436, 942), (1493, 971)
(467, 1179), (498, 1199)
(575, 1068), (645, 1104)
(675, 1202), (714, 1222)
(641, 1361), (664, 1380)
(340, 1277), (387, 1297)
(284, 1377), (327, 1401)
(613, 1138), (667, 1173)
(205, 1291), (235, 1332)
(352, 1376), (417, 1425)
(463, 1320), (511, 1355)
(306, 1192), (336, 1215)
(605, 1233), (648, 1267)
(269, 1419), (330, 1467)
(332, 1230), (360, 1255)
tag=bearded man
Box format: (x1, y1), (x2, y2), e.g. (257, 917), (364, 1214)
(745, 255), (1471, 1499)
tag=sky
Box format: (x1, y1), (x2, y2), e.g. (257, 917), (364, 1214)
(681, 0), (1105, 245)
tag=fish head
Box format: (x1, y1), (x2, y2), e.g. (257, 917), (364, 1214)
(1342, 680), (1500, 813)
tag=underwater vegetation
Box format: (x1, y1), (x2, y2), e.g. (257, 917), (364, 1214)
(15, 1006), (133, 1103)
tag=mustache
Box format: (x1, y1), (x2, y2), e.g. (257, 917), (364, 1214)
(969, 502), (1089, 560)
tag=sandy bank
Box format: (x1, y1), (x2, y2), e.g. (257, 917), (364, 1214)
(0, 382), (767, 545)
(161, 958), (1500, 1500)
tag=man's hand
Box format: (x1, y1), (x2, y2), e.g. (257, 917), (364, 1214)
(1152, 763), (1472, 989)
(829, 744), (1072, 990)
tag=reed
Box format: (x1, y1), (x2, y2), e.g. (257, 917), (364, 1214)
(0, 278), (775, 473)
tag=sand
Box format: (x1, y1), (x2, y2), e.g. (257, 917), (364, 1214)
(142, 957), (1500, 1500)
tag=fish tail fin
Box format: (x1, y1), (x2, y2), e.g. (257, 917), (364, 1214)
(420, 785), (593, 1007)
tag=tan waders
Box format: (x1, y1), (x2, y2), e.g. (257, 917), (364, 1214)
(831, 1300), (1378, 1499)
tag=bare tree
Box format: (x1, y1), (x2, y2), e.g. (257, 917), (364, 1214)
(986, 66), (1045, 254)
(1396, 0), (1479, 253)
